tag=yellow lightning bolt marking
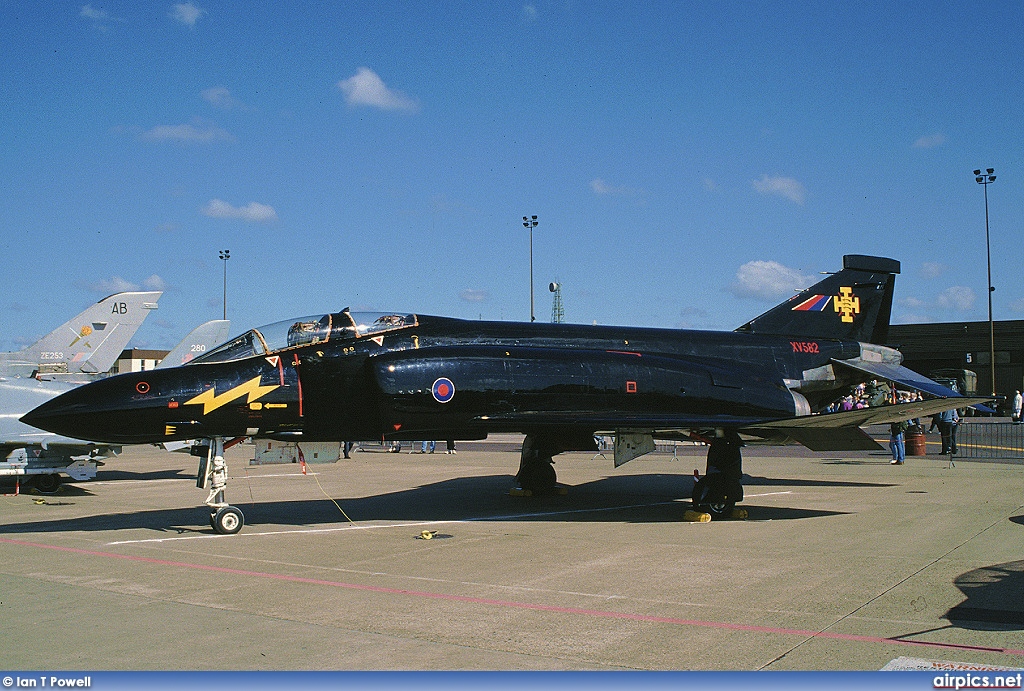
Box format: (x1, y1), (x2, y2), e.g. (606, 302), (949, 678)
(833, 286), (861, 323)
(185, 376), (279, 415)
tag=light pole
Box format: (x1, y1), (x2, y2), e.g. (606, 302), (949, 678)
(973, 168), (996, 396)
(219, 249), (230, 320)
(522, 215), (538, 322)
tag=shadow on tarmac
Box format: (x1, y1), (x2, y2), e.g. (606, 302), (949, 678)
(744, 474), (896, 488)
(944, 560), (1024, 630)
(0, 471), (849, 535)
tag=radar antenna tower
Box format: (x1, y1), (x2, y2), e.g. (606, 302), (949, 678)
(549, 282), (564, 323)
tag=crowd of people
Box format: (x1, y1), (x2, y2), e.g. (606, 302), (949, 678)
(822, 381), (924, 413)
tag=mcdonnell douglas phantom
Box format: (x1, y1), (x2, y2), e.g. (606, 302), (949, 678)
(22, 255), (987, 534)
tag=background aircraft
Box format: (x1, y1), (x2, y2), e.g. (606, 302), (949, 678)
(23, 256), (988, 533)
(0, 292), (161, 380)
(1, 318), (228, 492)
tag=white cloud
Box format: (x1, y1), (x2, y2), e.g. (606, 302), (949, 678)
(337, 67), (419, 112)
(80, 5), (109, 20)
(140, 121), (234, 143)
(1009, 298), (1024, 314)
(460, 289), (489, 303)
(936, 286), (975, 312)
(201, 199), (278, 223)
(201, 86), (245, 110)
(920, 262), (948, 279)
(591, 178), (620, 195)
(81, 276), (140, 293)
(142, 274), (168, 291)
(80, 4), (122, 29)
(897, 296), (927, 310)
(170, 2), (205, 26)
(752, 175), (806, 205)
(728, 260), (814, 301)
(913, 133), (946, 149)
(523, 4), (538, 21)
(590, 178), (642, 197)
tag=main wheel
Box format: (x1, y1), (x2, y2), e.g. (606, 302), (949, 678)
(33, 474), (62, 494)
(212, 506), (244, 535)
(691, 475), (736, 519)
(516, 460), (556, 493)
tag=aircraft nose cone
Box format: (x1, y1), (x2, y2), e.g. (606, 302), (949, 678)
(21, 383), (110, 441)
(20, 374), (159, 444)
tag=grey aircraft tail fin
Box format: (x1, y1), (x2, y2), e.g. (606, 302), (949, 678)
(5, 292), (161, 377)
(734, 255), (900, 344)
(157, 320), (230, 368)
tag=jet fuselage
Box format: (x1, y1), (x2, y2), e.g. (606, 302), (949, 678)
(21, 314), (863, 446)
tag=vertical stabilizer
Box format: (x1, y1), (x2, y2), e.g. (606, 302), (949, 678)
(157, 320), (230, 368)
(735, 255), (899, 344)
(3, 292), (161, 377)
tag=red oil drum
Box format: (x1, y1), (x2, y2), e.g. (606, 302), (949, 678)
(906, 430), (927, 456)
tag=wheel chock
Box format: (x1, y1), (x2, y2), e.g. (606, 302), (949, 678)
(509, 487), (533, 497)
(683, 509), (712, 522)
(730, 508), (748, 520)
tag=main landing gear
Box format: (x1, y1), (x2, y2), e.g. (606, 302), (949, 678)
(691, 430), (744, 519)
(513, 432), (597, 495)
(515, 434), (558, 494)
(197, 437), (245, 534)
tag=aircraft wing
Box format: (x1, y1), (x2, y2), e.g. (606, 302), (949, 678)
(740, 397), (992, 451)
(471, 395), (990, 453)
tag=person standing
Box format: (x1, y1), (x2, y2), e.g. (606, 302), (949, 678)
(1012, 390), (1022, 423)
(889, 419), (908, 465)
(938, 407), (959, 455)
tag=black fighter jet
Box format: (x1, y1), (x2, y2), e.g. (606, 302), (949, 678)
(22, 255), (987, 534)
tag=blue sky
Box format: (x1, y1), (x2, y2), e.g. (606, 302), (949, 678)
(2, 1), (1022, 352)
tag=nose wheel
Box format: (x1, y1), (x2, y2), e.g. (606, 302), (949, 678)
(210, 505), (244, 534)
(198, 437), (246, 534)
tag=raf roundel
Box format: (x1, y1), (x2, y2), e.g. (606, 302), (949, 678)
(432, 377), (455, 403)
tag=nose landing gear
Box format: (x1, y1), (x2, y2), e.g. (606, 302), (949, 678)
(197, 436), (245, 534)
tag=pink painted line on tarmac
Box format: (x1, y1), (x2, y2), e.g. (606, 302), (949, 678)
(4, 536), (1022, 658)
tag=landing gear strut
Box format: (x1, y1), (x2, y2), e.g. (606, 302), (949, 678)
(692, 430), (744, 519)
(197, 437), (245, 534)
(515, 434), (558, 494)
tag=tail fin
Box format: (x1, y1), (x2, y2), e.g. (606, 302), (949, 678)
(157, 320), (230, 368)
(735, 255), (899, 344)
(11, 292), (162, 376)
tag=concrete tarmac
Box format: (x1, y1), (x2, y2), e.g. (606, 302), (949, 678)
(1, 435), (1023, 671)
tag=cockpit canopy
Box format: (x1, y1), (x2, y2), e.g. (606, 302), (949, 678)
(191, 311), (417, 364)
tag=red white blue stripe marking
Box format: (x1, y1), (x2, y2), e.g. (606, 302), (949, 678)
(792, 294), (832, 312)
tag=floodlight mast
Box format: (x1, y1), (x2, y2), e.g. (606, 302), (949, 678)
(973, 168), (996, 396)
(219, 249), (230, 320)
(523, 215), (538, 322)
